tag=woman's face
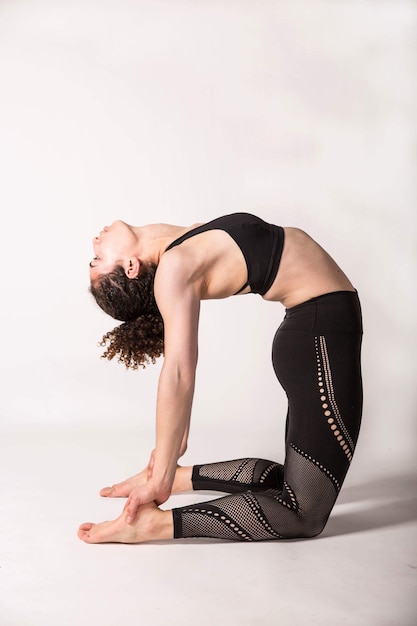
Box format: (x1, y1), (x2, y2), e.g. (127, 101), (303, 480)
(89, 220), (135, 280)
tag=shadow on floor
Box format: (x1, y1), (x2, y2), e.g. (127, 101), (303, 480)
(324, 471), (417, 537)
(338, 471), (417, 505)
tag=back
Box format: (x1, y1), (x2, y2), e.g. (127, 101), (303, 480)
(165, 213), (284, 295)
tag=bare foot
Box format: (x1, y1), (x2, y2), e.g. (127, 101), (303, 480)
(100, 466), (192, 498)
(99, 468), (148, 498)
(78, 502), (173, 544)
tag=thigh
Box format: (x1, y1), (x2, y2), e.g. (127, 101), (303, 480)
(273, 324), (362, 489)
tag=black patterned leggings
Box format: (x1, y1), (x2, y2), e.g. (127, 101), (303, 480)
(172, 291), (363, 541)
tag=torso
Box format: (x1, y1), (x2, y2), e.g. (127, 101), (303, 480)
(263, 227), (355, 307)
(165, 213), (284, 296)
(161, 215), (355, 308)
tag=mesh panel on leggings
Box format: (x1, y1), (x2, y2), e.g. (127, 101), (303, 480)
(199, 458), (257, 483)
(281, 445), (338, 537)
(194, 458), (283, 491)
(177, 494), (283, 541)
(180, 510), (246, 541)
(174, 446), (339, 541)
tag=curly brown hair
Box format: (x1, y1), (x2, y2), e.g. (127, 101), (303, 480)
(89, 263), (164, 370)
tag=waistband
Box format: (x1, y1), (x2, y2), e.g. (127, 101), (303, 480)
(285, 290), (358, 312)
(282, 290), (363, 334)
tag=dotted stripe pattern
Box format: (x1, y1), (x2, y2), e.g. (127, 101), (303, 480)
(273, 493), (297, 511)
(277, 481), (299, 511)
(241, 493), (283, 539)
(290, 443), (341, 492)
(180, 505), (252, 541)
(263, 481), (300, 513)
(231, 459), (254, 482)
(318, 336), (355, 450)
(181, 496), (284, 541)
(259, 462), (280, 484)
(282, 481), (298, 510)
(315, 336), (354, 463)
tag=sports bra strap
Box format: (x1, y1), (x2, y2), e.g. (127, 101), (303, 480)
(234, 281), (250, 295)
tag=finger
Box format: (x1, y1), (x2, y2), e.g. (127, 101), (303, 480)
(125, 496), (141, 524)
(99, 482), (131, 498)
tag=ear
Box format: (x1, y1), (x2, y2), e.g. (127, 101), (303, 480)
(125, 256), (141, 279)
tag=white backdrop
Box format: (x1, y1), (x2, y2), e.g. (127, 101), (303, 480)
(1, 0), (416, 472)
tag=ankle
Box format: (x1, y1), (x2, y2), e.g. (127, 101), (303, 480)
(151, 508), (174, 541)
(173, 466), (193, 492)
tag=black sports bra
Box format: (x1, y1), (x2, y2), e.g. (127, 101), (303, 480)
(165, 213), (284, 295)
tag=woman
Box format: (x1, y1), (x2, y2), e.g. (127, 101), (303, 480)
(78, 213), (363, 544)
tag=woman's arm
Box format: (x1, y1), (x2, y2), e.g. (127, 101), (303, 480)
(124, 252), (200, 523)
(179, 421), (190, 457)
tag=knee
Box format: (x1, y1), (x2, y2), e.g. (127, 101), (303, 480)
(295, 514), (328, 539)
(281, 513), (328, 540)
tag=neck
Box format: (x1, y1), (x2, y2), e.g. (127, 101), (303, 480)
(131, 223), (185, 264)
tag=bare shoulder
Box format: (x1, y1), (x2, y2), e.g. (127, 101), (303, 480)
(154, 249), (202, 311)
(154, 248), (201, 367)
(156, 247), (197, 289)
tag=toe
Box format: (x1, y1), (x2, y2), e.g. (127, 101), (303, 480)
(100, 483), (130, 498)
(77, 520), (118, 544)
(78, 522), (109, 544)
(78, 525), (93, 542)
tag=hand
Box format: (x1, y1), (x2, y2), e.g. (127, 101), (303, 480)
(123, 480), (172, 524)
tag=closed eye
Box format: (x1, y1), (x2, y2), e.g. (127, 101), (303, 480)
(89, 256), (98, 268)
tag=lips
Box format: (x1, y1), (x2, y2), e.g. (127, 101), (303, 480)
(94, 226), (108, 241)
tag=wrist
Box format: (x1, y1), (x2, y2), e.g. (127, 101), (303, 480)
(148, 471), (175, 498)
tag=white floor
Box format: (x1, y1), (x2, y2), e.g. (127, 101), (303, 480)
(1, 0), (416, 624)
(1, 428), (416, 626)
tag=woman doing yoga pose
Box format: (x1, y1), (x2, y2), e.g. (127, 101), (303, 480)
(78, 213), (363, 544)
